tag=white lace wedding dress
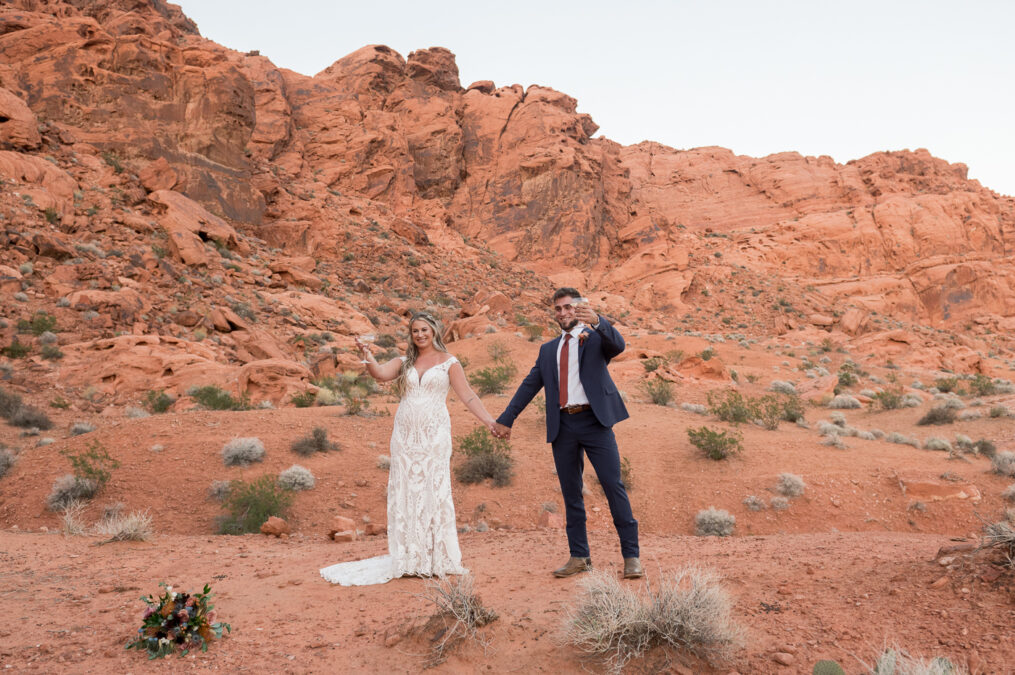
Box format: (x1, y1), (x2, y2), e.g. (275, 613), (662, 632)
(320, 356), (467, 586)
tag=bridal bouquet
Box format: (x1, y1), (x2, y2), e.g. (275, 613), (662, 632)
(125, 583), (230, 659)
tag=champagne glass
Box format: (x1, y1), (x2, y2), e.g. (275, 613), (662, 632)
(358, 333), (376, 364)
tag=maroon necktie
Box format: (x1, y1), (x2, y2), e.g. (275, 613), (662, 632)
(559, 334), (571, 408)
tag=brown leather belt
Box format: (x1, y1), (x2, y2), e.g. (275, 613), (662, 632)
(560, 404), (591, 414)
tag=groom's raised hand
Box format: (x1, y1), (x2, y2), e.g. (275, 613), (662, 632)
(491, 422), (511, 440)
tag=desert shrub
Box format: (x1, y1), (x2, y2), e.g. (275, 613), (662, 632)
(0, 448), (15, 478)
(419, 574), (498, 667)
(958, 410), (981, 421)
(779, 393), (806, 423)
(989, 405), (1010, 418)
(455, 427), (513, 487)
(873, 385), (905, 410)
(967, 374), (997, 397)
(837, 365), (858, 388)
(278, 465), (315, 491)
(829, 411), (846, 426)
(145, 389), (175, 413)
(973, 439), (996, 457)
(687, 426), (742, 461)
(221, 437), (265, 467)
(742, 495), (766, 511)
(291, 427), (338, 456)
(855, 430), (876, 441)
(9, 404), (52, 429)
(61, 500), (89, 535)
(869, 428), (886, 439)
(96, 510), (153, 542)
(769, 380), (797, 395)
(124, 406), (149, 419)
(901, 393), (924, 408)
(917, 406), (956, 426)
(641, 378), (674, 406)
(0, 387), (23, 419)
(992, 451), (1015, 477)
(17, 312), (58, 336)
(924, 437), (952, 452)
(695, 508), (735, 536)
(770, 496), (789, 510)
(866, 646), (968, 675)
(290, 390), (316, 408)
(61, 440), (119, 487)
(41, 344), (63, 360)
(1001, 485), (1015, 503)
(821, 434), (846, 449)
(376, 454), (391, 469)
(954, 434), (974, 450)
(817, 420), (840, 436)
(47, 474), (99, 511)
(564, 567), (742, 672)
(706, 390), (756, 425)
(471, 363), (516, 396)
(887, 432), (920, 448)
(775, 473), (805, 497)
(680, 402), (707, 415)
(190, 385), (249, 411)
(0, 338), (29, 358)
(828, 395), (861, 409)
(524, 324), (544, 341)
(642, 356), (665, 373)
(70, 421), (96, 436)
(216, 475), (294, 535)
(938, 396), (965, 410)
(208, 480), (231, 501)
(934, 376), (959, 393)
(38, 330), (57, 345)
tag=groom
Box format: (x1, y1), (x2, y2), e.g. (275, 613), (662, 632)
(493, 288), (642, 579)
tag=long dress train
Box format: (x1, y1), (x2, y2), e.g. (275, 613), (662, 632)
(320, 357), (467, 586)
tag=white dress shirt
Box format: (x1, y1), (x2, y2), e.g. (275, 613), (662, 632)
(556, 323), (590, 407)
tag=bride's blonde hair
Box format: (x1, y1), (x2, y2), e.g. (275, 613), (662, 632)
(392, 312), (449, 398)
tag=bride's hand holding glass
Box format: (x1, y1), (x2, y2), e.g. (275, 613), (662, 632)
(355, 334), (376, 364)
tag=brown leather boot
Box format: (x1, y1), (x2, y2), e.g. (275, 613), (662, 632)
(622, 557), (644, 579)
(553, 556), (592, 578)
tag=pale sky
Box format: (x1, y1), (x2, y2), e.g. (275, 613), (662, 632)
(177, 0), (1015, 197)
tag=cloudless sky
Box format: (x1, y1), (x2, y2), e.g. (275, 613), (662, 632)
(177, 0), (1014, 196)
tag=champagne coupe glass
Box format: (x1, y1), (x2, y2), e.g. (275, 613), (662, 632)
(358, 333), (376, 364)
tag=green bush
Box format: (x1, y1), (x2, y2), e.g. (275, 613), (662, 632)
(523, 324), (544, 342)
(10, 405), (52, 429)
(471, 363), (516, 396)
(61, 440), (120, 488)
(706, 390), (757, 425)
(1, 338), (30, 358)
(17, 312), (58, 336)
(454, 427), (513, 487)
(699, 347), (715, 361)
(969, 374), (997, 397)
(779, 393), (806, 423)
(0, 387), (23, 419)
(687, 426), (743, 460)
(837, 366), (858, 388)
(291, 427), (338, 456)
(933, 376), (959, 393)
(872, 384), (905, 410)
(641, 378), (673, 406)
(190, 385), (250, 411)
(642, 356), (665, 373)
(917, 406), (956, 426)
(290, 391), (316, 408)
(216, 475), (294, 535)
(145, 389), (175, 414)
(754, 394), (785, 430)
(41, 344), (63, 360)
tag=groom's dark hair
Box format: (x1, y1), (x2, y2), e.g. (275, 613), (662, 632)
(552, 287), (581, 303)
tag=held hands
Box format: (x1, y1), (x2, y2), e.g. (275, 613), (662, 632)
(489, 422), (511, 440)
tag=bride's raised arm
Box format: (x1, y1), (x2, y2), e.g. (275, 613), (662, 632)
(356, 337), (403, 382)
(448, 360), (497, 432)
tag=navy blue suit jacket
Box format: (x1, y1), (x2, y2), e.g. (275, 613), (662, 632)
(497, 316), (629, 443)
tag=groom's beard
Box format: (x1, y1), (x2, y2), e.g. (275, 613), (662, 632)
(559, 318), (578, 332)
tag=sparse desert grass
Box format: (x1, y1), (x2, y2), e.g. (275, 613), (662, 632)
(60, 500), (89, 536)
(992, 451), (1015, 478)
(769, 380), (796, 395)
(48, 475), (99, 511)
(770, 496), (789, 510)
(278, 465), (315, 491)
(70, 421), (96, 436)
(564, 566), (743, 673)
(208, 480), (231, 501)
(924, 437), (952, 452)
(917, 406), (956, 426)
(989, 405), (1010, 418)
(454, 427), (514, 487)
(974, 439), (997, 457)
(822, 434), (847, 449)
(872, 385), (906, 410)
(861, 646), (969, 675)
(958, 409), (982, 421)
(124, 406), (149, 419)
(775, 473), (805, 497)
(190, 385), (250, 411)
(96, 509), (153, 542)
(0, 448), (14, 478)
(221, 437), (265, 466)
(0, 387), (23, 419)
(937, 396), (965, 410)
(418, 574), (498, 667)
(901, 393), (923, 408)
(742, 495), (766, 511)
(687, 426), (742, 460)
(216, 475), (294, 535)
(8, 404), (53, 430)
(1001, 484), (1015, 503)
(887, 432), (920, 448)
(290, 427), (338, 456)
(695, 507), (735, 536)
(376, 454), (391, 470)
(680, 402), (707, 415)
(817, 420), (840, 436)
(828, 394), (861, 409)
(144, 389), (175, 413)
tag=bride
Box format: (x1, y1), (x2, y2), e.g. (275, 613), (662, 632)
(320, 311), (500, 586)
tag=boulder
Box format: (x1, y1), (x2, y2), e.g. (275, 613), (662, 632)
(0, 88), (41, 149)
(260, 517), (290, 537)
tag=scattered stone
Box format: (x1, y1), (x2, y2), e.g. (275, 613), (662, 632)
(260, 516), (290, 537)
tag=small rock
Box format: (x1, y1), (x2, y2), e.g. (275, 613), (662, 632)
(772, 652), (795, 666)
(331, 530), (357, 543)
(937, 556), (955, 566)
(260, 517), (290, 537)
(930, 575), (949, 588)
